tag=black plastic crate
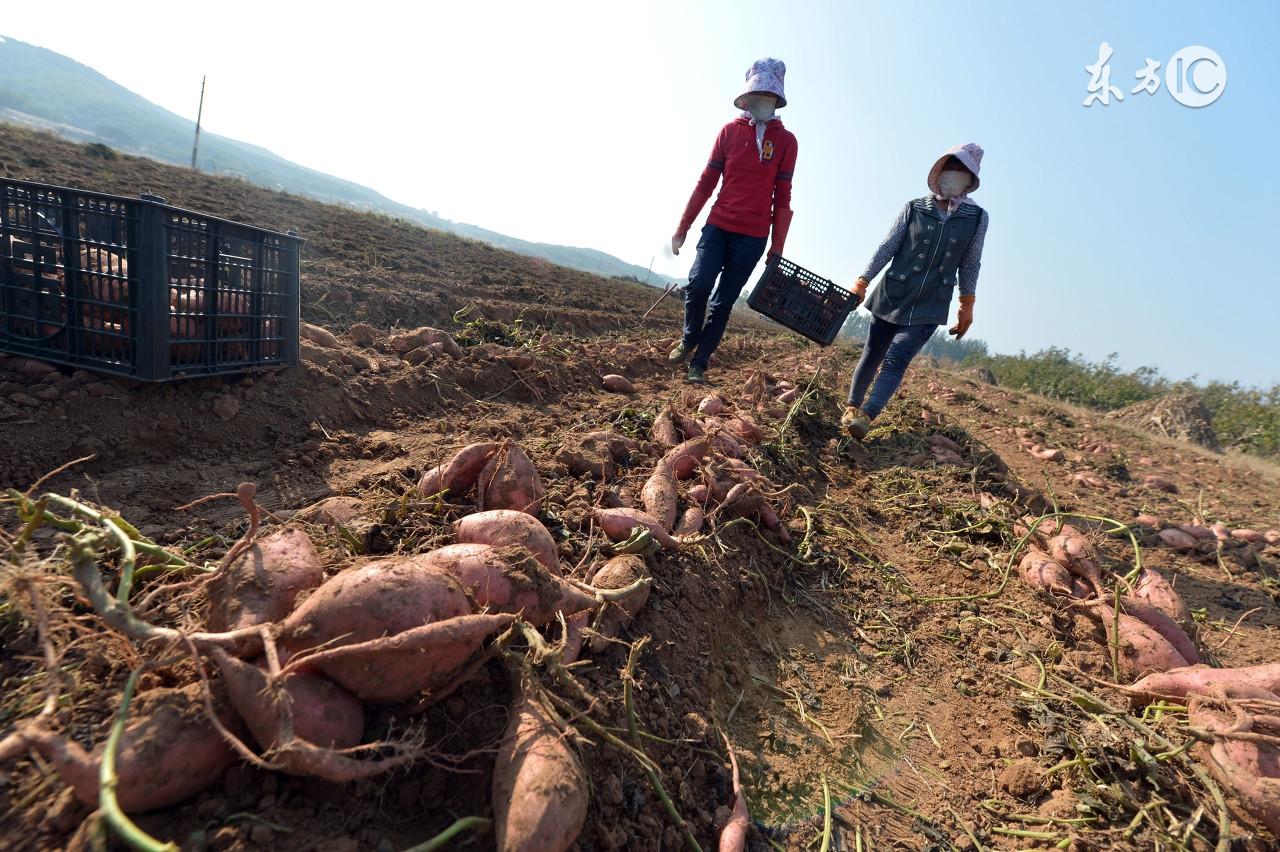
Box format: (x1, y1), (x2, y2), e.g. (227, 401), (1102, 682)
(746, 255), (859, 346)
(0, 179), (301, 381)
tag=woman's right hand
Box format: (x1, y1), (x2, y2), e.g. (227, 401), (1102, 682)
(671, 231), (686, 256)
(853, 277), (869, 303)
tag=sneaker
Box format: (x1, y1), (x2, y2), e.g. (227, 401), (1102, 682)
(668, 343), (690, 363)
(841, 405), (871, 440)
(686, 365), (707, 384)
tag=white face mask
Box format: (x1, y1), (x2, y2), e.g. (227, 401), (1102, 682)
(937, 170), (971, 198)
(744, 97), (776, 122)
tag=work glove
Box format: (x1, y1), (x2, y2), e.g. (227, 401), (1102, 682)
(671, 231), (687, 256)
(949, 294), (975, 339)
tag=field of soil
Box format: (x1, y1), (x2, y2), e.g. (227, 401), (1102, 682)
(1, 126), (1279, 852)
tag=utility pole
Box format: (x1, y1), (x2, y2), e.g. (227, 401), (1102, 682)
(191, 75), (206, 170)
(644, 256), (653, 286)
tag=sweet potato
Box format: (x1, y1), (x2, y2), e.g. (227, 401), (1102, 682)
(455, 510), (560, 574)
(652, 409), (681, 447)
(1233, 528), (1266, 543)
(1132, 568), (1192, 630)
(1177, 524), (1215, 541)
(492, 682), (589, 852)
(281, 558), (472, 655)
(719, 458), (773, 487)
(289, 612), (514, 703)
(719, 483), (764, 519)
(1157, 528), (1198, 550)
(1129, 663), (1280, 704)
(422, 545), (596, 624)
(777, 387), (799, 404)
(724, 415), (764, 445)
(674, 506), (705, 539)
(16, 683), (238, 812)
(673, 411), (705, 439)
(1047, 531), (1106, 596)
(642, 461), (679, 533)
(698, 395), (727, 416)
(711, 431), (744, 459)
(1092, 603), (1190, 680)
(478, 442), (545, 515)
(688, 483), (711, 505)
(662, 436), (710, 480)
(418, 441), (500, 497)
(1266, 530), (1280, 546)
(388, 326), (462, 357)
(298, 496), (366, 528)
(212, 650), (363, 762)
(206, 527), (324, 632)
(300, 321), (340, 349)
(1018, 550), (1074, 596)
(601, 374), (635, 393)
(929, 434), (963, 455)
(1114, 596), (1199, 665)
(1210, 523), (1232, 542)
(719, 733), (750, 852)
(756, 503), (791, 544)
(1187, 693), (1280, 835)
(593, 507), (679, 549)
(587, 555), (652, 652)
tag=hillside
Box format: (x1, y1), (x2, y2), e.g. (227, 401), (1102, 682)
(1, 131), (1279, 851)
(0, 35), (675, 284)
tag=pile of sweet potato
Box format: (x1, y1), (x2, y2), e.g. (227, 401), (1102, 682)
(4, 374), (801, 850)
(1011, 516), (1280, 833)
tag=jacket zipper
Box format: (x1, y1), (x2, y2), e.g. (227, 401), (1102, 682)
(906, 209), (948, 326)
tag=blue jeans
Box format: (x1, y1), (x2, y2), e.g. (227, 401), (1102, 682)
(847, 315), (937, 419)
(683, 224), (767, 370)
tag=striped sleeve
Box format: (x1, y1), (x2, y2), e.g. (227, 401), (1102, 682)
(859, 202), (912, 282)
(957, 209), (989, 296)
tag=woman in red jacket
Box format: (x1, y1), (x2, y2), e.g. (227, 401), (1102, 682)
(670, 57), (797, 384)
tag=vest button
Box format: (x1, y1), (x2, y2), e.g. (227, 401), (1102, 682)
(945, 252), (952, 257)
(913, 266), (921, 271)
(927, 225), (935, 230)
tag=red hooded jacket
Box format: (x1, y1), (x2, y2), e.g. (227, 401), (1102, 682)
(677, 117), (796, 253)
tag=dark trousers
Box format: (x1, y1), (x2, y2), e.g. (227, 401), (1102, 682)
(682, 223), (767, 370)
(847, 314), (938, 418)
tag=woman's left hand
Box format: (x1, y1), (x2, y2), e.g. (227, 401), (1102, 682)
(949, 296), (975, 338)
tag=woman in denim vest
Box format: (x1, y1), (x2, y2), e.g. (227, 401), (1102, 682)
(841, 143), (990, 440)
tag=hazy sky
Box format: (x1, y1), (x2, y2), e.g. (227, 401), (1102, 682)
(6, 0), (1278, 385)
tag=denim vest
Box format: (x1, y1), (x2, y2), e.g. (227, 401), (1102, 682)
(865, 197), (982, 326)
